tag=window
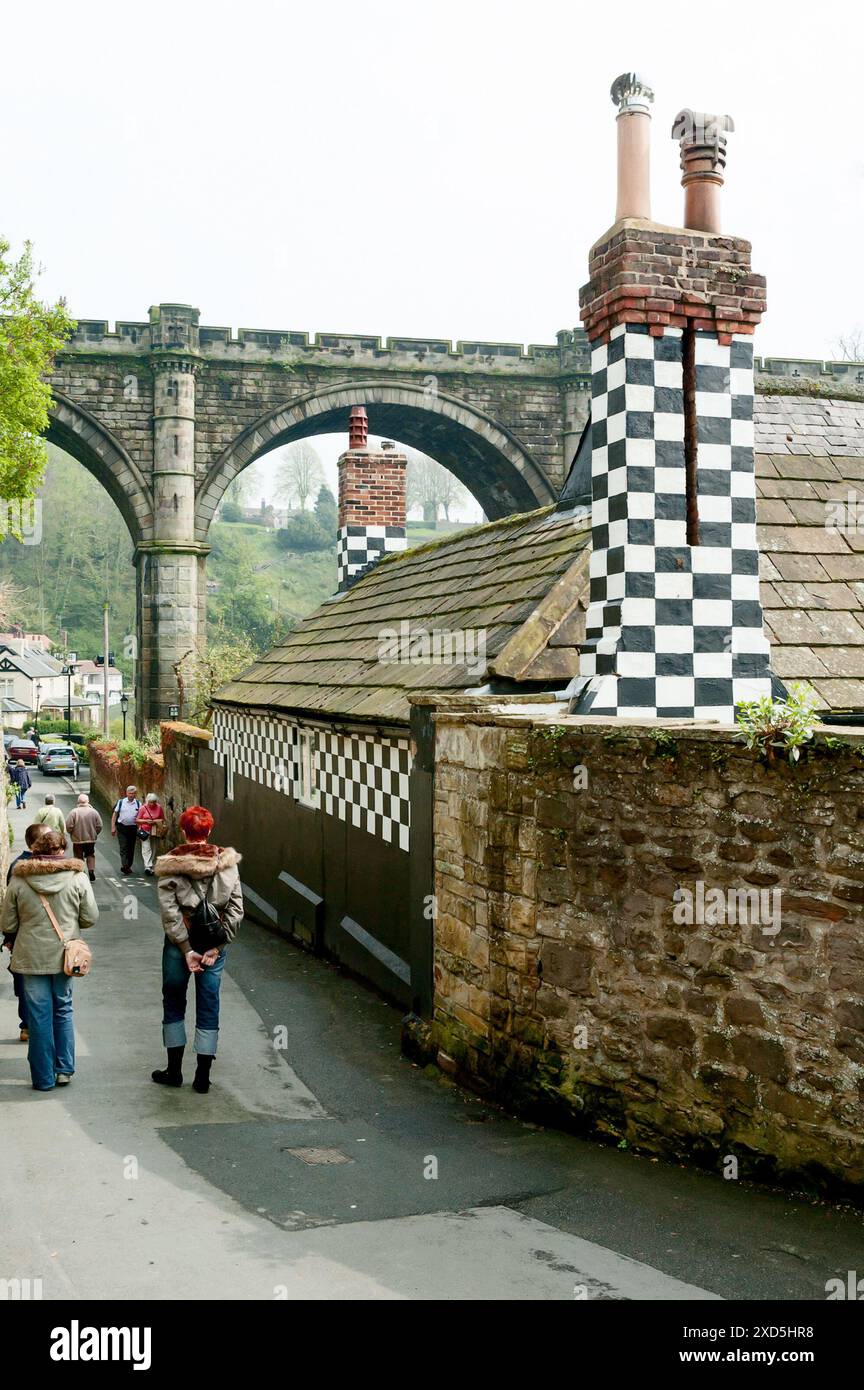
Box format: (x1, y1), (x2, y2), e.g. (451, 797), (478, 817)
(296, 728), (319, 809)
(0, 679), (14, 698)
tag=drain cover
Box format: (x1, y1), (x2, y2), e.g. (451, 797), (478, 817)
(285, 1147), (353, 1165)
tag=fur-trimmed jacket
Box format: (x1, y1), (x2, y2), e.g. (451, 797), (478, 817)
(154, 843), (244, 949)
(0, 856), (98, 974)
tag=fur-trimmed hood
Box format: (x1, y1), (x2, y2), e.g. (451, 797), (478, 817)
(154, 843), (242, 879)
(13, 856), (87, 878)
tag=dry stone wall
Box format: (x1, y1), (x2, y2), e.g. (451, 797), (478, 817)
(429, 709), (864, 1189)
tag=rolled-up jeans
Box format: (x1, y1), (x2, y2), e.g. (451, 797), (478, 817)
(161, 939), (226, 1056)
(20, 973), (75, 1089)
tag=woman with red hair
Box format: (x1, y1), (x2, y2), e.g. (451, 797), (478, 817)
(151, 805), (243, 1093)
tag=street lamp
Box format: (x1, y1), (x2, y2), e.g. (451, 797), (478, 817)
(168, 704), (179, 720)
(61, 661), (76, 740)
(34, 681), (42, 737)
(120, 691), (129, 740)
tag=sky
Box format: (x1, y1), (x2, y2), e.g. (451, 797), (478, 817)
(4, 0), (863, 517)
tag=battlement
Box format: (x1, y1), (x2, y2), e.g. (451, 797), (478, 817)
(57, 319), (864, 391)
(60, 318), (590, 372)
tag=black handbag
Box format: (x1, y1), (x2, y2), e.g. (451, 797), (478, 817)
(185, 877), (228, 954)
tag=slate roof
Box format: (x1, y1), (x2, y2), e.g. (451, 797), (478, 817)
(215, 394), (864, 723)
(215, 506), (591, 723)
(756, 397), (864, 710)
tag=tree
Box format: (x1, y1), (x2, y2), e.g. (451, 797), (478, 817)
(0, 238), (74, 514)
(275, 441), (324, 512)
(314, 484), (338, 535)
(175, 623), (260, 726)
(435, 466), (469, 522)
(404, 447), (469, 524)
(225, 463), (264, 510)
(834, 330), (864, 363)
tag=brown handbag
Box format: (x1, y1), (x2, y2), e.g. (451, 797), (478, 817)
(37, 893), (92, 978)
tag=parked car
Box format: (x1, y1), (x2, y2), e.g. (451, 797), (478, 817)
(6, 738), (38, 765)
(38, 743), (80, 776)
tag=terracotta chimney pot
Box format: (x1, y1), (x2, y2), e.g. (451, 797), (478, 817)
(611, 72), (655, 221)
(672, 109), (735, 233)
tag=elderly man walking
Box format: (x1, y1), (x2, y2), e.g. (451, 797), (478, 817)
(33, 794), (67, 837)
(66, 793), (103, 883)
(111, 785), (141, 875)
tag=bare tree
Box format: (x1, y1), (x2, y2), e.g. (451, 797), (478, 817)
(225, 463), (265, 510)
(436, 466), (470, 522)
(405, 447), (470, 524)
(833, 329), (864, 362)
(275, 442), (324, 512)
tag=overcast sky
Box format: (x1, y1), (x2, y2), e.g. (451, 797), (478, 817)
(4, 0), (863, 522)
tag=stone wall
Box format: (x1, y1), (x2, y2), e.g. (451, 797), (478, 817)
(159, 721), (212, 844)
(428, 708), (864, 1189)
(88, 740), (164, 818)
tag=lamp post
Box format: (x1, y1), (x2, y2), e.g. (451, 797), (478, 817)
(34, 681), (42, 737)
(120, 691), (129, 740)
(61, 661), (76, 740)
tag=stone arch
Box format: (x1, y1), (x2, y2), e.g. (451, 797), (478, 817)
(195, 379), (555, 539)
(47, 392), (153, 547)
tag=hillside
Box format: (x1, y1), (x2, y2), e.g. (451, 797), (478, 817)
(0, 448), (473, 679)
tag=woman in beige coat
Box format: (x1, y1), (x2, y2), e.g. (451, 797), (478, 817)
(0, 827), (98, 1090)
(152, 805), (243, 1093)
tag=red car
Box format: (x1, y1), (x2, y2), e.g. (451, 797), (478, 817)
(6, 739), (39, 765)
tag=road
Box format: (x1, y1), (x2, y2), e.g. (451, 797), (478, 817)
(1, 767), (863, 1300)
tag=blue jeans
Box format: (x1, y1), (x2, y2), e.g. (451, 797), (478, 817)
(14, 789), (27, 808)
(20, 974), (74, 1090)
(161, 939), (226, 1055)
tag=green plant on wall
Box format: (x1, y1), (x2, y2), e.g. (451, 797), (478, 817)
(736, 682), (822, 764)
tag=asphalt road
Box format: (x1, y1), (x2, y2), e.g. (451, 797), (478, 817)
(1, 767), (863, 1300)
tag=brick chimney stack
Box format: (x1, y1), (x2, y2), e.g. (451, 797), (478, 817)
(571, 77), (774, 724)
(336, 409), (407, 592)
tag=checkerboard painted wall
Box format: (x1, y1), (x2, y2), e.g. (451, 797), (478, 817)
(210, 709), (411, 852)
(575, 324), (773, 721)
(337, 525), (407, 592)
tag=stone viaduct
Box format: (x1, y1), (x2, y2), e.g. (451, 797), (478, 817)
(46, 302), (864, 727)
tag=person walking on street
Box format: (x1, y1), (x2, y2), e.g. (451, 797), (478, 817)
(4, 824), (41, 1042)
(66, 793), (103, 883)
(33, 794), (67, 837)
(9, 759), (31, 810)
(152, 806), (243, 1094)
(111, 786), (141, 875)
(0, 826), (98, 1091)
(136, 792), (166, 876)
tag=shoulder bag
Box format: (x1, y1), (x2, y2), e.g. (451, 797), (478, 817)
(37, 892), (92, 977)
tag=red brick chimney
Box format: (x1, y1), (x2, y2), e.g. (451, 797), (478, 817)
(337, 410), (407, 591)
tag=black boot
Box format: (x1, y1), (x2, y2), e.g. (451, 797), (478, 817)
(151, 1046), (184, 1087)
(192, 1055), (213, 1094)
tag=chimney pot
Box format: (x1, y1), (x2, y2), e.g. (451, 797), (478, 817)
(348, 405), (369, 451)
(610, 72), (655, 222)
(672, 109), (735, 233)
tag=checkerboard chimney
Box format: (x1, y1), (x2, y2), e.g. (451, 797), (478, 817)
(571, 78), (774, 723)
(337, 409), (407, 592)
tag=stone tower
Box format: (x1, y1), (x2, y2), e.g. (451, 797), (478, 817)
(572, 77), (773, 722)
